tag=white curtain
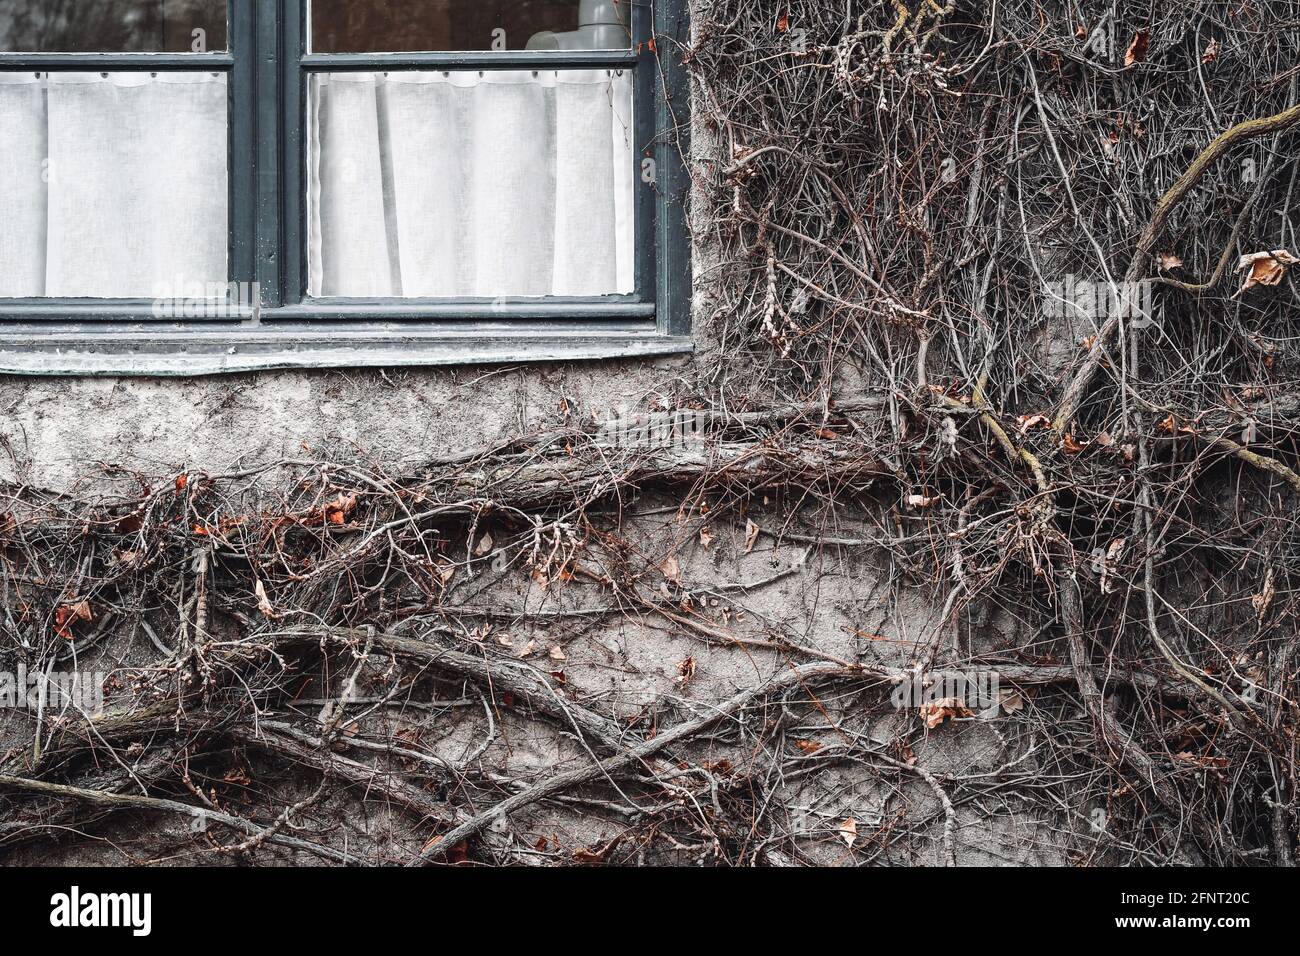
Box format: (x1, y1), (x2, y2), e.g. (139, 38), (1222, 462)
(0, 71), (228, 298)
(309, 69), (634, 298)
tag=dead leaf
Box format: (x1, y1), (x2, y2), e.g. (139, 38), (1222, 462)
(1062, 433), (1087, 454)
(699, 526), (714, 549)
(432, 557), (456, 587)
(53, 600), (93, 640)
(777, 13), (790, 33)
(1201, 38), (1220, 63)
(1098, 537), (1126, 595)
(548, 645), (567, 662)
(660, 553), (682, 585)
(744, 518), (761, 553)
(919, 697), (973, 729)
(254, 579), (282, 620)
(323, 493), (356, 526)
(223, 767), (252, 786)
(1236, 249), (1299, 294)
(1157, 252), (1183, 271)
(999, 691), (1025, 714)
(174, 473), (189, 491)
(838, 818), (858, 848)
(1124, 29), (1149, 66)
(906, 493), (940, 508)
(473, 531), (494, 556)
(1017, 413), (1051, 432)
(677, 656), (696, 685)
(794, 739), (822, 754)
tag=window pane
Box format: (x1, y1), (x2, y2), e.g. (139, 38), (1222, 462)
(310, 0), (631, 53)
(0, 72), (228, 297)
(0, 0), (227, 53)
(307, 69), (634, 297)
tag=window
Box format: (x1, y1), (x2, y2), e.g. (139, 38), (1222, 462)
(0, 1), (690, 374)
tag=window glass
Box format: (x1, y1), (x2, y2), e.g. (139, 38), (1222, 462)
(310, 0), (631, 53)
(0, 0), (228, 53)
(307, 69), (634, 297)
(0, 72), (229, 297)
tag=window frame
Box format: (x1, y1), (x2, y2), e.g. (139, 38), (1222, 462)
(0, 0), (692, 375)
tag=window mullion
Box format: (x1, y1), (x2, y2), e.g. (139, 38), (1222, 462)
(229, 0), (258, 301)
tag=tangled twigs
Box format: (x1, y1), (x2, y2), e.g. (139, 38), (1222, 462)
(1054, 103), (1300, 435)
(0, 775), (353, 864)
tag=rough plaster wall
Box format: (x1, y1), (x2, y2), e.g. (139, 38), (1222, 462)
(0, 358), (698, 491)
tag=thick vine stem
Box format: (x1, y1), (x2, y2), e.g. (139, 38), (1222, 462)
(1053, 103), (1300, 434)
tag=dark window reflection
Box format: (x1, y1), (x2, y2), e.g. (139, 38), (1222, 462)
(311, 0), (631, 53)
(0, 0), (228, 53)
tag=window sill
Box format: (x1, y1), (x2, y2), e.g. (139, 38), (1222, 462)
(0, 324), (693, 376)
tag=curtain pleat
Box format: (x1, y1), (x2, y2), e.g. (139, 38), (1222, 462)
(309, 69), (634, 298)
(0, 71), (227, 299)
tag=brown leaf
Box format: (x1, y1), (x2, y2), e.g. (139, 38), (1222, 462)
(698, 526), (714, 549)
(571, 845), (609, 865)
(174, 473), (189, 491)
(53, 599), (93, 640)
(677, 655), (697, 685)
(838, 818), (858, 848)
(744, 518), (761, 553)
(323, 493), (356, 526)
(1017, 413), (1051, 432)
(1157, 252), (1183, 271)
(1124, 29), (1149, 66)
(919, 697), (973, 729)
(906, 493), (940, 508)
(1201, 38), (1220, 63)
(660, 553), (682, 585)
(473, 531), (494, 556)
(794, 739), (822, 754)
(1098, 537), (1127, 595)
(1236, 249), (1299, 294)
(433, 557), (456, 587)
(254, 579), (282, 620)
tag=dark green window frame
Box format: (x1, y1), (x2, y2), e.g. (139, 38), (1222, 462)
(0, 0), (691, 375)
